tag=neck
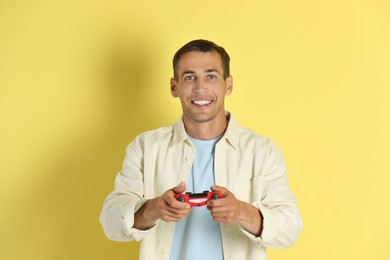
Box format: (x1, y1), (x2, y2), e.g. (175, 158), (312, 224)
(183, 112), (227, 140)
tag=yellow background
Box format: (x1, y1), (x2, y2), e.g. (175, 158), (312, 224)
(1, 0), (389, 259)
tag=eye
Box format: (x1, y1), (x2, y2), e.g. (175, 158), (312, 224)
(184, 75), (196, 81)
(208, 74), (217, 79)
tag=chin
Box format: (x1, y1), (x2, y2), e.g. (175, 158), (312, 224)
(190, 113), (216, 123)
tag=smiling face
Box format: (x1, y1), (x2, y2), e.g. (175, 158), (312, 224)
(170, 51), (233, 127)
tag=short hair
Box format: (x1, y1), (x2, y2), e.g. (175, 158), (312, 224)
(173, 39), (230, 80)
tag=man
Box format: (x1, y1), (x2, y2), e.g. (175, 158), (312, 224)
(100, 39), (303, 260)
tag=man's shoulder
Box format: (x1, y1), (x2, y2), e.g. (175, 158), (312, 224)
(230, 116), (270, 143)
(135, 123), (176, 141)
(226, 113), (274, 149)
(238, 125), (272, 144)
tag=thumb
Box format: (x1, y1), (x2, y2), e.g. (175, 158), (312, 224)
(172, 182), (186, 194)
(211, 185), (228, 197)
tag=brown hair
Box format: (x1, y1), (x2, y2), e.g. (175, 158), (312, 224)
(173, 39), (230, 80)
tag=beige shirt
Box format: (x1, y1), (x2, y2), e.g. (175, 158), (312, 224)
(100, 113), (303, 260)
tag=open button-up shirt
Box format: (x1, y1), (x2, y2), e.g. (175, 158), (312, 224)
(100, 113), (303, 260)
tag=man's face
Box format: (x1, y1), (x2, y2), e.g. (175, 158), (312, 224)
(170, 51), (233, 124)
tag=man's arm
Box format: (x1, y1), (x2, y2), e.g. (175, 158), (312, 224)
(133, 182), (192, 230)
(207, 186), (263, 236)
(236, 200), (264, 236)
(205, 141), (303, 247)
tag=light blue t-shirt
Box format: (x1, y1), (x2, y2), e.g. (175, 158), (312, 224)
(169, 136), (223, 260)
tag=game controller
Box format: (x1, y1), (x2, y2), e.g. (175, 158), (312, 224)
(174, 190), (224, 206)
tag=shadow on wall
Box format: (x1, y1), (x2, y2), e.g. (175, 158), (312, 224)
(20, 37), (170, 259)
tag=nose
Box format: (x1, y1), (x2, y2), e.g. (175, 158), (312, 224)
(193, 78), (207, 92)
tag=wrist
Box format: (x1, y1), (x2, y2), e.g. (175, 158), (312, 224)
(143, 198), (160, 223)
(237, 201), (263, 236)
(134, 198), (159, 230)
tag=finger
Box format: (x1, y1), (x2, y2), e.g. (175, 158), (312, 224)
(211, 216), (231, 224)
(208, 203), (233, 213)
(166, 195), (191, 210)
(210, 185), (229, 197)
(172, 182), (186, 194)
(164, 211), (188, 220)
(210, 207), (235, 217)
(209, 212), (228, 223)
(210, 211), (236, 224)
(161, 207), (192, 222)
(207, 194), (227, 206)
(161, 188), (190, 210)
(166, 205), (192, 216)
(161, 213), (185, 222)
(162, 195), (192, 213)
(207, 194), (230, 207)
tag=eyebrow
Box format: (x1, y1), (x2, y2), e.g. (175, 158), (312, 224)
(181, 70), (196, 77)
(205, 69), (221, 74)
(180, 69), (221, 77)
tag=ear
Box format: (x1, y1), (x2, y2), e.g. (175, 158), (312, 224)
(225, 75), (233, 96)
(170, 78), (179, 97)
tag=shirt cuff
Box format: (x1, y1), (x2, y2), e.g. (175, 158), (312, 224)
(120, 199), (158, 241)
(238, 202), (278, 247)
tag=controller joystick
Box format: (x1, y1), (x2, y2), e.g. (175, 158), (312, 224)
(174, 190), (224, 207)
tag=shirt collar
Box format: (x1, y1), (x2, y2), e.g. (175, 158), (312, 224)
(171, 112), (239, 150)
(222, 112), (239, 150)
(171, 118), (190, 146)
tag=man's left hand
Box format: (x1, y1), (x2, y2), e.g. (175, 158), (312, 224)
(206, 186), (241, 224)
(207, 185), (263, 236)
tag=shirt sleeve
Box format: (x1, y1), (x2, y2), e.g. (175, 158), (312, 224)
(99, 138), (158, 242)
(239, 141), (304, 248)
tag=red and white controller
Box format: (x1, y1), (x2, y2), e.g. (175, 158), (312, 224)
(174, 190), (223, 207)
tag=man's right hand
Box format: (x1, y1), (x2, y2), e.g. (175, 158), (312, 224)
(133, 182), (192, 230)
(155, 182), (192, 222)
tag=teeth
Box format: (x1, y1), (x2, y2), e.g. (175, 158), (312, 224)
(193, 100), (211, 105)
